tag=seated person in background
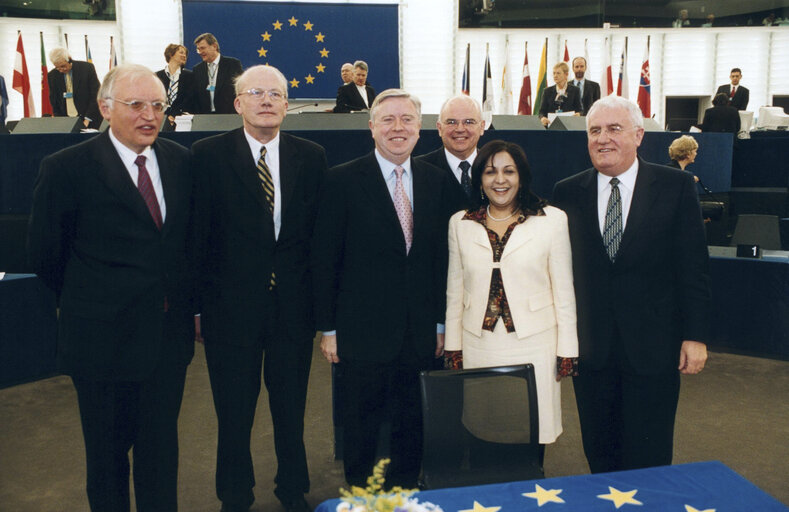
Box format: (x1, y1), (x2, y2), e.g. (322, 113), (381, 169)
(444, 139), (579, 465)
(539, 62), (582, 126)
(340, 63), (353, 86)
(667, 135), (700, 182)
(716, 68), (749, 111)
(333, 60), (376, 113)
(156, 44), (197, 127)
(673, 9), (691, 27)
(700, 93), (741, 134)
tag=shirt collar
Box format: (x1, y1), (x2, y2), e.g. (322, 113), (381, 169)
(108, 128), (154, 164)
(597, 158), (639, 191)
(375, 149), (412, 179)
(444, 147), (477, 172)
(244, 128), (280, 157)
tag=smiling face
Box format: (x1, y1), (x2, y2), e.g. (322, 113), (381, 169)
(174, 46), (187, 67)
(587, 106), (644, 177)
(196, 40), (219, 63)
(437, 97), (485, 160)
(234, 67), (288, 143)
(369, 96), (421, 165)
(482, 151), (520, 213)
(100, 74), (165, 154)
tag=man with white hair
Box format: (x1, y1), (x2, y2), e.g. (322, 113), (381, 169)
(47, 47), (101, 129)
(552, 95), (710, 474)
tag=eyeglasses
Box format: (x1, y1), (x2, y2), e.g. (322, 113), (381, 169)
(587, 125), (633, 137)
(111, 99), (167, 113)
(442, 118), (479, 127)
(238, 88), (286, 101)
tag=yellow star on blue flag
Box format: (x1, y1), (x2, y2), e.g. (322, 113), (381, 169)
(458, 501), (501, 512)
(523, 484), (565, 506)
(597, 487), (643, 508)
(685, 506), (715, 512)
(288, 16), (298, 26)
(303, 21), (314, 31)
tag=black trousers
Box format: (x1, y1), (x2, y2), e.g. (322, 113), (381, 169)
(204, 316), (313, 508)
(72, 361), (188, 512)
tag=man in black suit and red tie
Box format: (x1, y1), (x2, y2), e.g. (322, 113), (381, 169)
(572, 56), (601, 116)
(47, 47), (101, 129)
(192, 64), (328, 512)
(716, 68), (749, 111)
(28, 64), (195, 511)
(333, 60), (376, 112)
(313, 89), (457, 488)
(552, 95), (710, 474)
(192, 33), (243, 114)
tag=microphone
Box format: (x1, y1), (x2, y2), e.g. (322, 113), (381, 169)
(287, 102), (319, 112)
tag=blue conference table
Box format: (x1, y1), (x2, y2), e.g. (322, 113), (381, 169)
(315, 461), (787, 511)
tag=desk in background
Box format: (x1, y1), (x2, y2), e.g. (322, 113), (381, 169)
(316, 461), (787, 511)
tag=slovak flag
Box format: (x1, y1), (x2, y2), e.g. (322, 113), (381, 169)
(637, 37), (651, 118)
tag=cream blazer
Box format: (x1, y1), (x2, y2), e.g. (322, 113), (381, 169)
(444, 206), (578, 357)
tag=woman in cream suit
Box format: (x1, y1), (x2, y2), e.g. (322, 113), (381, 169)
(444, 140), (578, 447)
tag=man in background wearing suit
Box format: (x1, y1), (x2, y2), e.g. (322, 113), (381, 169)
(539, 62), (583, 126)
(552, 95), (710, 474)
(28, 64), (195, 511)
(193, 33), (243, 114)
(417, 94), (485, 209)
(340, 62), (354, 86)
(192, 65), (327, 512)
(333, 60), (376, 112)
(572, 57), (601, 116)
(313, 89), (456, 488)
(47, 47), (101, 129)
(716, 68), (749, 111)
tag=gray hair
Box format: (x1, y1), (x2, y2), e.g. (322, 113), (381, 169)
(49, 47), (70, 64)
(194, 32), (219, 51)
(97, 64), (165, 102)
(369, 88), (422, 122)
(353, 60), (369, 72)
(586, 95), (644, 130)
(438, 94), (482, 122)
(233, 65), (289, 99)
(341, 62), (353, 71)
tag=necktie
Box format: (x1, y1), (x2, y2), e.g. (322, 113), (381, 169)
(134, 155), (163, 230)
(393, 166), (414, 254)
(256, 146), (277, 289)
(65, 72), (77, 117)
(730, 86), (736, 98)
(603, 177), (622, 261)
(459, 160), (472, 199)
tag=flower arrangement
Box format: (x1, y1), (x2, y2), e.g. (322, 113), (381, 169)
(336, 459), (443, 512)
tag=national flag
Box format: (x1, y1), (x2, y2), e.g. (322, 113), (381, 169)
(584, 38), (591, 77)
(461, 43), (470, 95)
(85, 35), (92, 63)
(617, 37), (629, 98)
(0, 75), (9, 126)
(109, 36), (117, 70)
(563, 40), (570, 62)
(517, 41), (532, 115)
(481, 43), (494, 125)
(533, 38), (548, 116)
(600, 37), (613, 96)
(499, 39), (513, 115)
(13, 32), (36, 117)
(40, 32), (53, 116)
(637, 36), (651, 118)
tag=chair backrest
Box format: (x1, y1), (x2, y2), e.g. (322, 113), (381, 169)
(419, 364), (542, 490)
(730, 214), (782, 250)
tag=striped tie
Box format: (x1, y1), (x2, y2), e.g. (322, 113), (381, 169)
(257, 146), (276, 288)
(603, 177), (622, 261)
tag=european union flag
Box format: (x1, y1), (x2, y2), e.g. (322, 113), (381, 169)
(183, 0), (399, 99)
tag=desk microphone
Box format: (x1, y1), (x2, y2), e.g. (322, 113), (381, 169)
(287, 102), (319, 112)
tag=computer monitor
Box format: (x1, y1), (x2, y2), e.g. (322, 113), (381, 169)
(755, 106), (789, 130)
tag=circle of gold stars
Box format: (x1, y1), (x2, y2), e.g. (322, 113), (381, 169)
(258, 15), (330, 90)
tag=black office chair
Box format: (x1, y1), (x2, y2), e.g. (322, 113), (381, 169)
(418, 364), (542, 490)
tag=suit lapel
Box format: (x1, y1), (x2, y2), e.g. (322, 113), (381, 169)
(501, 219), (534, 259)
(617, 159), (658, 259)
(154, 140), (181, 236)
(360, 153), (406, 249)
(579, 169), (610, 262)
(278, 133), (300, 227)
(411, 158), (429, 252)
(228, 128), (269, 210)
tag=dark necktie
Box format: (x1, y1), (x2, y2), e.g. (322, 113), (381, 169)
(459, 160), (472, 199)
(134, 155), (163, 229)
(256, 146), (277, 288)
(730, 86), (736, 98)
(603, 177), (622, 261)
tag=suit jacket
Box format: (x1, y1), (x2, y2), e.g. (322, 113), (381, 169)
(192, 129), (328, 346)
(333, 82), (376, 113)
(192, 56), (243, 114)
(552, 159), (710, 374)
(415, 146), (472, 211)
(28, 131), (195, 381)
(47, 60), (101, 128)
(575, 79), (601, 116)
(700, 105), (741, 133)
(444, 207), (577, 355)
(156, 68), (197, 117)
(715, 84), (749, 111)
(312, 153), (457, 363)
(539, 84), (583, 118)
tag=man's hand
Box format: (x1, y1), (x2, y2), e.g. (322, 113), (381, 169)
(540, 116), (550, 126)
(679, 340), (707, 374)
(320, 333), (339, 364)
(435, 333), (445, 358)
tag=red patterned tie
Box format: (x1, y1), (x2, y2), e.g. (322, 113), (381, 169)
(134, 155), (163, 229)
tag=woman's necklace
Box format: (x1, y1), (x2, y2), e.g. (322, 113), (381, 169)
(486, 205), (517, 222)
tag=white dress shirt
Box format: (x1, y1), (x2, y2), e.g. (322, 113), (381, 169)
(355, 83), (369, 108)
(375, 149), (413, 209)
(444, 148), (477, 184)
(597, 158), (638, 234)
(244, 129), (283, 240)
(208, 53), (221, 112)
(108, 129), (166, 222)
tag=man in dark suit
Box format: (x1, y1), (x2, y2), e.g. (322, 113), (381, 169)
(540, 61), (583, 126)
(417, 94), (485, 209)
(313, 89), (456, 488)
(552, 95), (710, 474)
(333, 60), (376, 112)
(28, 64), (195, 512)
(716, 68), (749, 111)
(47, 47), (101, 129)
(192, 33), (243, 114)
(572, 56), (601, 116)
(700, 93), (741, 133)
(192, 64), (327, 512)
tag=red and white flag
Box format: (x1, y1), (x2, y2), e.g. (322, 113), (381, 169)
(517, 41), (532, 115)
(13, 32), (36, 117)
(600, 37), (613, 96)
(563, 40), (570, 62)
(637, 37), (651, 118)
(616, 37), (629, 99)
(40, 32), (53, 116)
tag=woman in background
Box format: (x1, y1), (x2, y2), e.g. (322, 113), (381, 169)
(156, 44), (196, 128)
(668, 135), (700, 182)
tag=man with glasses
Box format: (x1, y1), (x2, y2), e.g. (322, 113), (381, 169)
(192, 65), (328, 512)
(29, 64), (195, 511)
(552, 95), (710, 474)
(417, 94), (486, 209)
(47, 47), (101, 129)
